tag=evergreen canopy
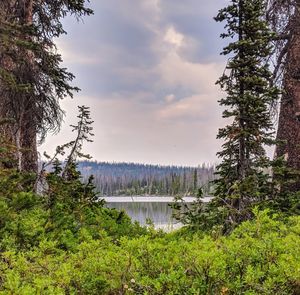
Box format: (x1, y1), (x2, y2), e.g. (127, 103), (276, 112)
(214, 0), (280, 225)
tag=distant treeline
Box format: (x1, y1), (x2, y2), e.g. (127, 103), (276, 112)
(77, 161), (216, 196)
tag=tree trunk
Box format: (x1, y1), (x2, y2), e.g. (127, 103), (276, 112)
(20, 103), (38, 173)
(0, 1), (19, 169)
(275, 1), (300, 190)
(0, 0), (38, 173)
(19, 0), (38, 173)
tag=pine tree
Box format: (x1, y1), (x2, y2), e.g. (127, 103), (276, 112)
(0, 1), (93, 173)
(214, 0), (279, 225)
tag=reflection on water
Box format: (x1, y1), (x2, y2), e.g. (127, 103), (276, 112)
(105, 196), (212, 231)
(106, 198), (181, 231)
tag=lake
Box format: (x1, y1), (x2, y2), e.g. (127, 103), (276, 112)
(103, 196), (212, 231)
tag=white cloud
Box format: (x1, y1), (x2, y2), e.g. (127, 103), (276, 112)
(164, 26), (184, 47)
(158, 51), (223, 94)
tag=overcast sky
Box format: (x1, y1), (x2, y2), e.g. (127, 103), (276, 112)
(40, 0), (227, 167)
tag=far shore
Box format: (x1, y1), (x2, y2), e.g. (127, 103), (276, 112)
(102, 195), (213, 203)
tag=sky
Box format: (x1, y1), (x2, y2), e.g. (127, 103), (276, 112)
(40, 0), (228, 167)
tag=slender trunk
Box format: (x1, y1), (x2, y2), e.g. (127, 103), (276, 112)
(20, 0), (38, 173)
(238, 0), (246, 182)
(235, 0), (246, 217)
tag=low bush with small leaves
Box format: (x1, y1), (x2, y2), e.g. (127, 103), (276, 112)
(0, 191), (299, 295)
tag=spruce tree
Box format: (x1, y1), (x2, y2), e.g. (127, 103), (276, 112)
(0, 1), (93, 173)
(214, 0), (279, 225)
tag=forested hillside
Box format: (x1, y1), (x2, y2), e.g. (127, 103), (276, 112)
(78, 161), (215, 196)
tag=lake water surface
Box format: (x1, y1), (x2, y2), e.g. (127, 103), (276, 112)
(103, 196), (212, 231)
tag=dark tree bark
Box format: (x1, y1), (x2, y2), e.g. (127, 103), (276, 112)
(20, 107), (38, 173)
(275, 1), (300, 190)
(0, 1), (19, 169)
(20, 0), (38, 173)
(0, 0), (37, 173)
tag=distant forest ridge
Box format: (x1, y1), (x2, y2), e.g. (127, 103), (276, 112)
(77, 161), (216, 196)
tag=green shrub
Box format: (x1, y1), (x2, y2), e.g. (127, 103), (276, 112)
(0, 210), (299, 294)
(0, 146), (299, 294)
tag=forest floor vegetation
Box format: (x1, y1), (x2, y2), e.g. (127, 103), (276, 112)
(0, 166), (299, 294)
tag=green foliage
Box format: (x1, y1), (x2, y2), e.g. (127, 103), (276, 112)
(171, 189), (228, 233)
(0, 202), (298, 294)
(0, 3), (299, 292)
(0, 163), (147, 253)
(0, 117), (299, 294)
(0, 1), (93, 140)
(0, 113), (147, 254)
(61, 106), (94, 180)
(213, 0), (280, 226)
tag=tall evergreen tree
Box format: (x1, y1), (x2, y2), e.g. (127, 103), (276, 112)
(0, 1), (93, 173)
(214, 0), (279, 225)
(267, 0), (300, 191)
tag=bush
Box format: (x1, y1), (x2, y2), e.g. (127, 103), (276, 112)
(0, 208), (299, 294)
(0, 142), (298, 294)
